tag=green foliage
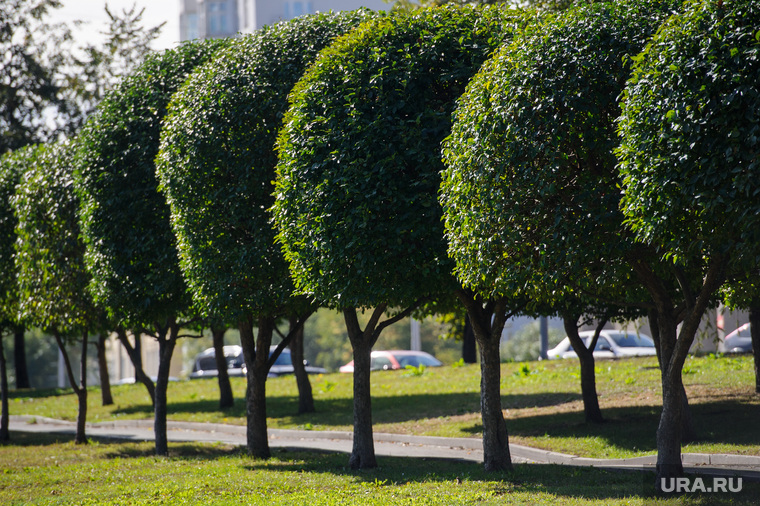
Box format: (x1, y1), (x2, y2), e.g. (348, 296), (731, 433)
(440, 0), (677, 308)
(74, 39), (228, 326)
(617, 0), (760, 270)
(0, 0), (72, 152)
(156, 11), (375, 322)
(273, 5), (527, 310)
(403, 363), (427, 376)
(0, 148), (28, 324)
(11, 141), (102, 336)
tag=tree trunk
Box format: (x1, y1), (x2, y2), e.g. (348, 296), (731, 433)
(289, 316), (315, 414)
(563, 317), (604, 424)
(462, 315), (477, 364)
(239, 316), (274, 459)
(211, 326), (234, 410)
(75, 332), (89, 445)
(53, 330), (88, 444)
(154, 321), (178, 457)
(456, 290), (512, 472)
(0, 335), (9, 441)
(13, 326), (29, 389)
(96, 334), (113, 406)
(750, 305), (760, 394)
(345, 309), (377, 470)
(477, 334), (511, 471)
(116, 328), (155, 406)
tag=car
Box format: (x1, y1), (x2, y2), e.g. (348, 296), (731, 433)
(723, 323), (753, 353)
(189, 344), (327, 379)
(547, 330), (657, 360)
(339, 350), (443, 373)
(189, 345), (246, 379)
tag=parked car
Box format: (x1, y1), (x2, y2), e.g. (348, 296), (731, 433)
(189, 345), (246, 379)
(722, 323), (753, 353)
(189, 344), (326, 379)
(339, 350), (443, 373)
(547, 330), (656, 360)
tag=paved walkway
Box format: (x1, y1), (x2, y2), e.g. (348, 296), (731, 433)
(8, 415), (760, 479)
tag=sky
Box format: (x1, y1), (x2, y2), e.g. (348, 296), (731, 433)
(52, 0), (181, 50)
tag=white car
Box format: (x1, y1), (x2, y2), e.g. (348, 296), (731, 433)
(547, 330), (657, 360)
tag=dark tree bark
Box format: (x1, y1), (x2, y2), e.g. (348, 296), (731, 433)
(13, 326), (29, 389)
(750, 305), (760, 394)
(563, 315), (604, 424)
(456, 290), (513, 472)
(462, 315), (477, 364)
(53, 330), (88, 445)
(344, 307), (380, 470)
(0, 334), (9, 441)
(95, 334), (114, 406)
(289, 316), (315, 414)
(631, 257), (725, 488)
(211, 326), (234, 410)
(342, 303), (419, 470)
(115, 328), (155, 406)
(239, 316), (274, 459)
(154, 320), (179, 457)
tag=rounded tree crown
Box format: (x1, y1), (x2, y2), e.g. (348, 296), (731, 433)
(441, 0), (678, 302)
(12, 141), (99, 334)
(74, 39), (228, 325)
(273, 5), (527, 310)
(618, 0), (760, 268)
(156, 10), (377, 321)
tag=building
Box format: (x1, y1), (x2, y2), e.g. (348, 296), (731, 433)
(181, 0), (389, 41)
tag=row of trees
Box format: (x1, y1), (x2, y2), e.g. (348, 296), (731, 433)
(1, 0), (758, 490)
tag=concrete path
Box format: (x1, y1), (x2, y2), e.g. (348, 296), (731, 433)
(8, 415), (760, 479)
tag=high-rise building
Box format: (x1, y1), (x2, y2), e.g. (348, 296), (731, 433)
(180, 0), (389, 41)
(181, 0), (240, 40)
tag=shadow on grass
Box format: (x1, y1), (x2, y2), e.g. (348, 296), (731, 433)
(110, 391), (583, 427)
(459, 400), (760, 456)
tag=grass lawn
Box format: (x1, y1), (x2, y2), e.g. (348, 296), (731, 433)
(2, 432), (759, 505)
(8, 353), (759, 460)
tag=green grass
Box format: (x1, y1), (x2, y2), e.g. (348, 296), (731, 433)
(2, 432), (759, 505)
(8, 353), (760, 460)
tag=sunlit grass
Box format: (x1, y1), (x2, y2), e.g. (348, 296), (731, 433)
(9, 353), (760, 460)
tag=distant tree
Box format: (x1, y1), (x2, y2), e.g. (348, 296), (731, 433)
(618, 0), (760, 483)
(157, 11), (374, 457)
(0, 0), (163, 154)
(273, 6), (527, 470)
(74, 39), (228, 456)
(11, 141), (107, 444)
(64, 3), (164, 133)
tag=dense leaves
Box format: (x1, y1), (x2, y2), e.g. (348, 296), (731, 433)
(0, 149), (27, 324)
(618, 0), (760, 270)
(440, 0), (678, 307)
(74, 39), (228, 326)
(156, 11), (375, 321)
(11, 142), (100, 335)
(273, 6), (525, 309)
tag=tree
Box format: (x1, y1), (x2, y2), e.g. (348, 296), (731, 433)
(442, 0), (677, 429)
(73, 39), (228, 456)
(0, 1), (164, 154)
(11, 141), (105, 444)
(617, 0), (760, 483)
(0, 0), (72, 153)
(273, 5), (527, 470)
(0, 147), (28, 440)
(157, 11), (375, 457)
(63, 4), (164, 134)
